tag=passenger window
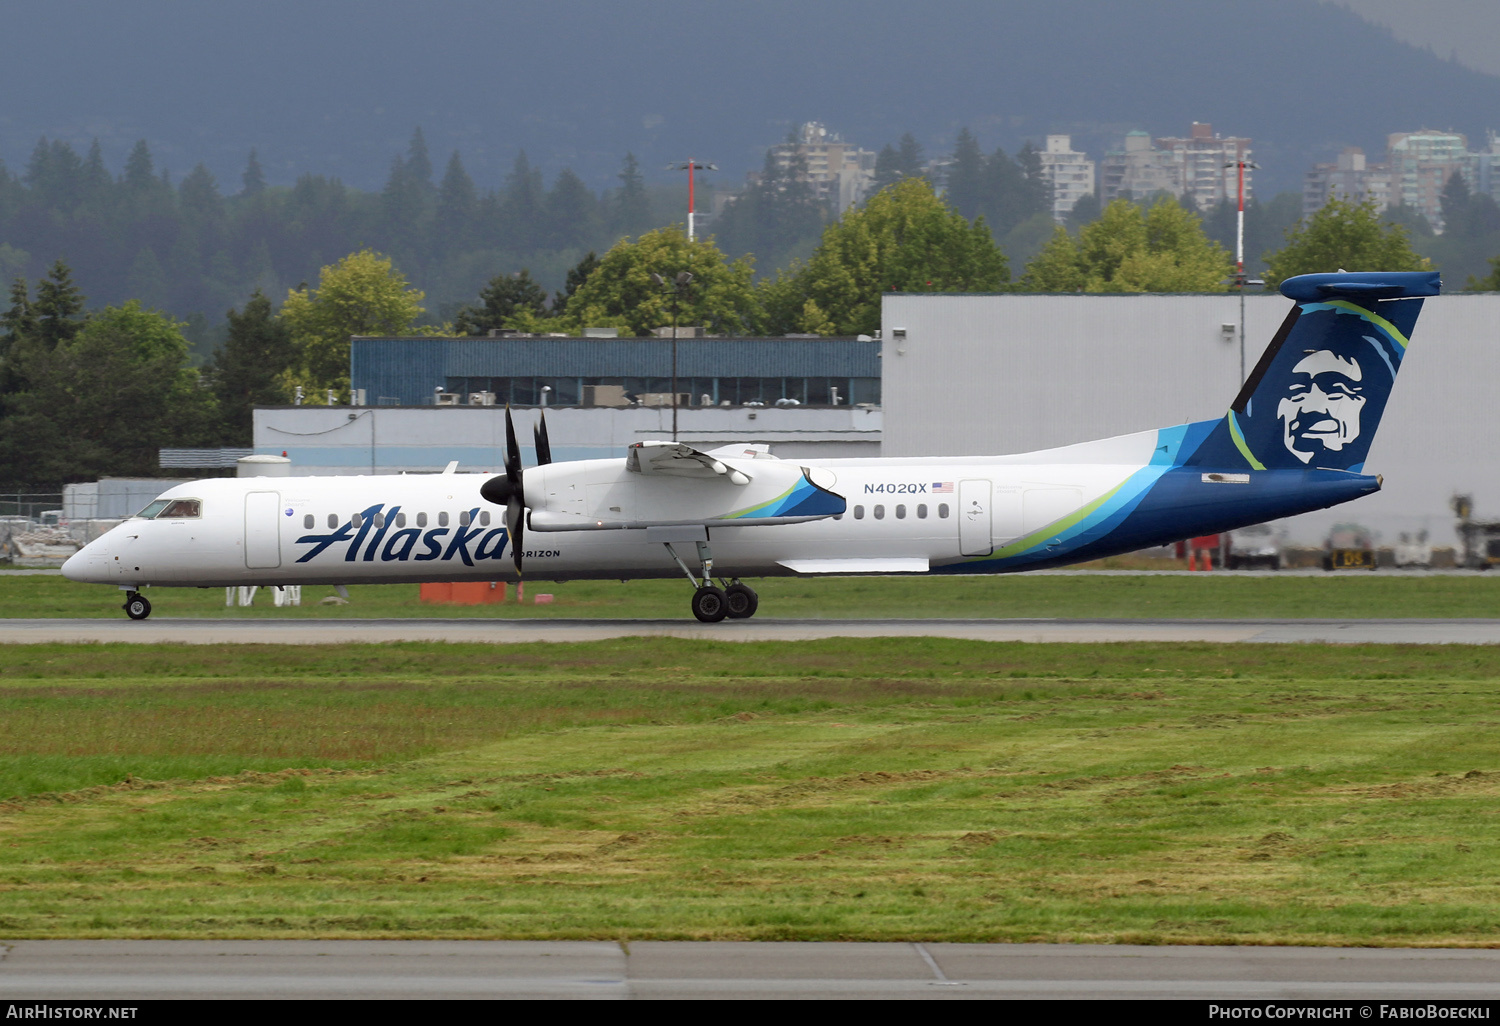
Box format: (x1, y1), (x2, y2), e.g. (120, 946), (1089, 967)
(417, 512), (428, 528)
(917, 504), (928, 519)
(873, 505), (885, 520)
(373, 513), (385, 529)
(135, 499), (170, 519)
(303, 514), (313, 529)
(853, 505), (865, 520)
(159, 499), (201, 518)
(938, 503), (950, 519)
(459, 510), (471, 527)
(439, 511), (450, 527)
(352, 513), (363, 528)
(397, 512), (406, 528)
(480, 511), (490, 527)
(895, 504), (906, 519)
(327, 513), (337, 529)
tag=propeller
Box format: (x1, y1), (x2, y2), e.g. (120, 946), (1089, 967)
(479, 406), (529, 576)
(533, 408), (552, 466)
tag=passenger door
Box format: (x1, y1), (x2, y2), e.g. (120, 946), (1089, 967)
(957, 479), (992, 556)
(244, 491), (282, 569)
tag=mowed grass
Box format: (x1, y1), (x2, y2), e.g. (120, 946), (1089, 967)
(4, 638), (1500, 945)
(11, 569), (1500, 619)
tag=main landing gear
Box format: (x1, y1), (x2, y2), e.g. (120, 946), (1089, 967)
(123, 590), (152, 620)
(663, 540), (759, 623)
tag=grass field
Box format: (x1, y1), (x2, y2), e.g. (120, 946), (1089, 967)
(5, 638), (1500, 945)
(10, 569), (1500, 620)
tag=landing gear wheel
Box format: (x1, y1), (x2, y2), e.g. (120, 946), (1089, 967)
(124, 592), (151, 620)
(724, 582), (758, 619)
(691, 585), (728, 623)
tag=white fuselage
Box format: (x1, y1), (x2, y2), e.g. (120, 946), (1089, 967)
(62, 431), (1160, 590)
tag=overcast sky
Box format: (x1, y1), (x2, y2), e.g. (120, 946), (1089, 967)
(1332, 0), (1500, 76)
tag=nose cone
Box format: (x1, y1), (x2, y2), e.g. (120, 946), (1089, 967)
(62, 543), (109, 583)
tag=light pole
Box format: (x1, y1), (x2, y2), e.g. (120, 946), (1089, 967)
(1224, 156), (1262, 383)
(651, 271), (693, 441)
(667, 161), (717, 241)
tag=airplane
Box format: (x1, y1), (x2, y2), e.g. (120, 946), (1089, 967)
(63, 270), (1440, 622)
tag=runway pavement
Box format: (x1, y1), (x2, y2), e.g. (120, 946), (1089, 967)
(2, 616), (1500, 644)
(4, 940), (1500, 999)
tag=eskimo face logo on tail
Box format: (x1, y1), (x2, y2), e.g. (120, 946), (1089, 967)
(294, 504), (509, 566)
(1235, 305), (1401, 472)
(1277, 349), (1366, 463)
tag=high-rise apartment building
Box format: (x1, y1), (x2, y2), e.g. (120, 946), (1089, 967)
(1154, 122), (1252, 212)
(1303, 147), (1392, 217)
(1038, 134), (1096, 221)
(769, 122), (876, 214)
(1100, 130), (1185, 204)
(1387, 129), (1469, 232)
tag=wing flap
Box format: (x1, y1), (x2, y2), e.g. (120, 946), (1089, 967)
(626, 441), (751, 484)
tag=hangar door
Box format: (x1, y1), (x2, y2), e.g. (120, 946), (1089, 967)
(244, 491), (282, 569)
(958, 479), (992, 556)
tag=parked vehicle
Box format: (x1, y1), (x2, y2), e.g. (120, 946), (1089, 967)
(1453, 495), (1500, 569)
(1225, 523), (1283, 570)
(1324, 523), (1376, 571)
(1392, 530), (1433, 568)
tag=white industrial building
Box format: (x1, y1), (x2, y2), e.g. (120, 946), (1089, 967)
(880, 290), (1500, 547)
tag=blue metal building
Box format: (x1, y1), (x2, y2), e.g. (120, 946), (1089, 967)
(351, 336), (882, 407)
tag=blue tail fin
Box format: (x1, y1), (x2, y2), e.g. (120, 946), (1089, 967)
(1185, 271), (1440, 472)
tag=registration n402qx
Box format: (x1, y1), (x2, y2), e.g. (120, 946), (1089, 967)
(64, 271), (1440, 622)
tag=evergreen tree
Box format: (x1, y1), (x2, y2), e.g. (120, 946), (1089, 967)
(241, 149), (266, 196)
(945, 128), (985, 221)
(547, 168), (602, 250)
(122, 140), (156, 194)
(501, 151), (545, 251)
(453, 270), (549, 335)
(612, 153), (652, 238)
(552, 251), (600, 317)
(405, 127), (433, 191)
(32, 260), (86, 350)
(871, 133), (925, 194)
(207, 289), (294, 443)
(435, 151), (478, 250)
(713, 148), (825, 272)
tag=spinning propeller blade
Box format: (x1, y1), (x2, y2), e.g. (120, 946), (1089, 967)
(534, 409), (552, 466)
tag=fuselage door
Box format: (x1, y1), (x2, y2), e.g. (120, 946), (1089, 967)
(245, 491), (282, 569)
(958, 479), (992, 556)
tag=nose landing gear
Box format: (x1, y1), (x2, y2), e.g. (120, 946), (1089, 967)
(123, 591), (152, 620)
(663, 540), (759, 622)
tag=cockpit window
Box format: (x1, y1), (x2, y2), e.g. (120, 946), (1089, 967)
(159, 499), (202, 518)
(134, 499), (171, 519)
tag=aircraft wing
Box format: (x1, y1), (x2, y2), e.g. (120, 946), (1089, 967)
(625, 441), (752, 484)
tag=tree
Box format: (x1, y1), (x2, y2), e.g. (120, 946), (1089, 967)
(280, 250), (425, 396)
(546, 168), (602, 250)
(551, 251), (600, 318)
(611, 153), (653, 239)
(1021, 197), (1232, 292)
(872, 133), (925, 194)
(453, 270), (549, 335)
(0, 302), (217, 486)
(241, 149), (266, 196)
(771, 177), (1008, 336)
(945, 128), (985, 222)
(500, 151), (545, 251)
(556, 226), (759, 337)
(1263, 197), (1429, 287)
(435, 151), (478, 250)
(713, 148), (825, 272)
(206, 290), (295, 443)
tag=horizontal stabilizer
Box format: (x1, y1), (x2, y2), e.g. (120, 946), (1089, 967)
(1278, 271), (1441, 303)
(777, 557), (929, 574)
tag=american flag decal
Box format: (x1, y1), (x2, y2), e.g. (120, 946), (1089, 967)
(933, 482), (954, 493)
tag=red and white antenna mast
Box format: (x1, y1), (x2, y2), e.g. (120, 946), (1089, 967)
(668, 161), (717, 241)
